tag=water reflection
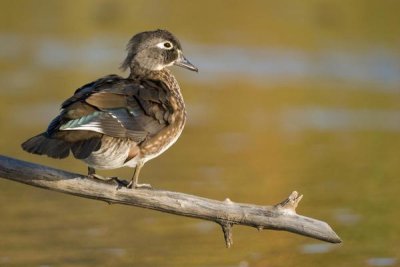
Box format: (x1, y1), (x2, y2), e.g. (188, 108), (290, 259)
(367, 258), (397, 267)
(1, 33), (399, 90)
(280, 108), (400, 132)
(333, 208), (361, 226)
(300, 243), (337, 254)
(189, 45), (400, 89)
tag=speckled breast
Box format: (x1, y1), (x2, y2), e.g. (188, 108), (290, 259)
(139, 96), (186, 163)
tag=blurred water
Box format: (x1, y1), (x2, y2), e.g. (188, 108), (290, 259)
(280, 108), (400, 132)
(300, 243), (337, 254)
(1, 33), (399, 90)
(1, 1), (400, 267)
(367, 258), (397, 267)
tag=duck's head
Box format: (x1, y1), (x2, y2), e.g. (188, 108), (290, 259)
(121, 29), (198, 73)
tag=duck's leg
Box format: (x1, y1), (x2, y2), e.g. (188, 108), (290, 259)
(88, 166), (102, 179)
(87, 167), (129, 187)
(127, 161), (151, 189)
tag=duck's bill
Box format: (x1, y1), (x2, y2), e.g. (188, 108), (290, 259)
(174, 54), (198, 72)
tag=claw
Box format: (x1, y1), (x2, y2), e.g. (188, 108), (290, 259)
(126, 181), (152, 189)
(87, 167), (129, 188)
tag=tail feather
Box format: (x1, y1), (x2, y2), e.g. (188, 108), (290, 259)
(21, 133), (70, 159)
(71, 137), (102, 159)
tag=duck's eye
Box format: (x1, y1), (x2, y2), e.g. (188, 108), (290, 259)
(157, 41), (173, 50)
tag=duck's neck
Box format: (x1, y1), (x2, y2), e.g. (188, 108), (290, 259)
(128, 65), (156, 78)
(129, 67), (178, 89)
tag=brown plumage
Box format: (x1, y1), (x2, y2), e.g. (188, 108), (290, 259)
(22, 29), (198, 188)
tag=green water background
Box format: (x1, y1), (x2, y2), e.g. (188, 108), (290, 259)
(1, 1), (399, 266)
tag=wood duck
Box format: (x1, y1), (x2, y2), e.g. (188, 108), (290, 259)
(22, 29), (198, 188)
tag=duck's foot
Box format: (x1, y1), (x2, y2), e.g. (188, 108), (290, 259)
(88, 174), (129, 188)
(126, 180), (152, 189)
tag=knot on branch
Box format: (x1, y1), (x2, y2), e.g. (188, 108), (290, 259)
(224, 197), (233, 204)
(274, 191), (303, 215)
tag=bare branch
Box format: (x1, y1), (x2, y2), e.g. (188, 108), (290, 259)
(0, 155), (342, 246)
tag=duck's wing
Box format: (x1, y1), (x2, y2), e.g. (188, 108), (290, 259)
(22, 74), (174, 159)
(53, 75), (173, 142)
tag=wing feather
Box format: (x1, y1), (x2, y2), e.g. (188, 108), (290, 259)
(50, 74), (172, 143)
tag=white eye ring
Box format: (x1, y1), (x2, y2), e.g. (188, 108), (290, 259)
(156, 41), (173, 50)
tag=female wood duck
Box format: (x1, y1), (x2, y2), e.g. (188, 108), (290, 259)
(22, 29), (198, 189)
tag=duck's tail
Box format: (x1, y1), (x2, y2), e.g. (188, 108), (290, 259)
(21, 133), (71, 159)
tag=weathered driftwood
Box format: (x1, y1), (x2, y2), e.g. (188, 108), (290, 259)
(0, 155), (341, 247)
